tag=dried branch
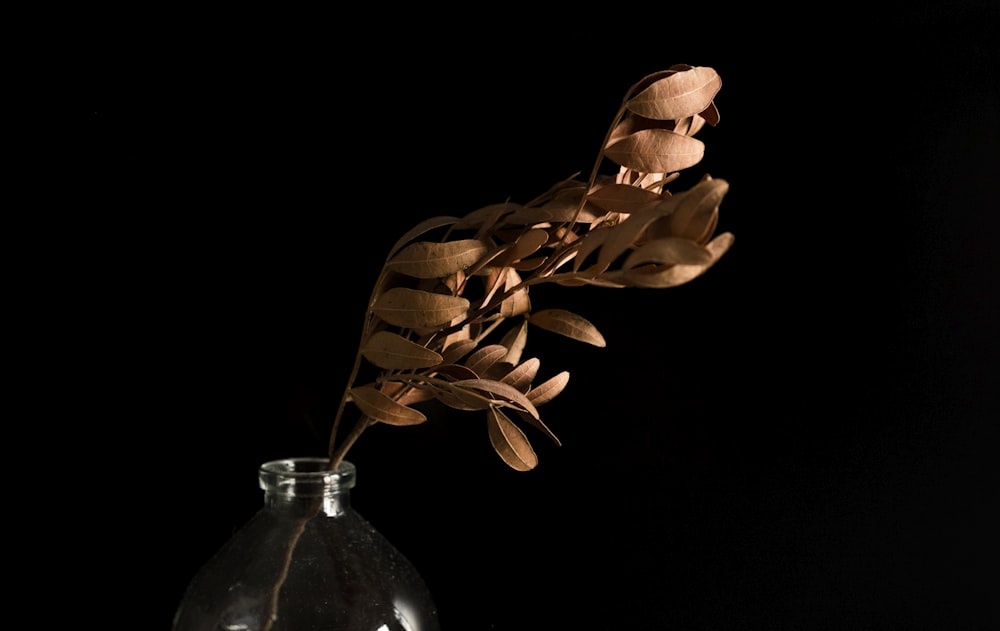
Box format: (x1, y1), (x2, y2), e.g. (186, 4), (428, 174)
(327, 64), (733, 472)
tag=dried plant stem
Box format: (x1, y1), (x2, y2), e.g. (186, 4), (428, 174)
(329, 415), (374, 471)
(261, 498), (322, 631)
(560, 102), (628, 241)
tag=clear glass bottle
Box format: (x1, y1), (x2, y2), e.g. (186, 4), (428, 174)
(172, 457), (441, 631)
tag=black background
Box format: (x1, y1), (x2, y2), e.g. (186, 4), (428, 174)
(70, 5), (998, 629)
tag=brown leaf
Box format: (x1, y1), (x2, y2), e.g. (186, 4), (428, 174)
(361, 331), (443, 370)
(514, 409), (562, 447)
(528, 309), (606, 347)
(456, 202), (522, 230)
(619, 231), (734, 288)
(452, 378), (540, 419)
(387, 216), (461, 259)
(465, 344), (509, 377)
(604, 129), (705, 174)
(586, 182), (664, 215)
(594, 204), (675, 272)
(498, 320), (529, 366)
(498, 268), (531, 318)
(504, 228), (549, 264)
(625, 66), (721, 121)
(386, 239), (489, 279)
(381, 381), (435, 406)
(500, 357), (541, 392)
(668, 177), (729, 242)
(371, 287), (469, 328)
(350, 385), (427, 426)
(572, 227), (611, 272)
(487, 407), (538, 471)
(622, 237), (713, 268)
(441, 337), (477, 364)
(526, 370), (570, 407)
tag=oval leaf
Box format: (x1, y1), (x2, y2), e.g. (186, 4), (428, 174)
(386, 239), (489, 279)
(465, 344), (509, 377)
(604, 129), (705, 174)
(361, 331), (443, 370)
(625, 66), (722, 121)
(387, 216), (461, 258)
(371, 287), (469, 328)
(500, 357), (541, 392)
(526, 370), (570, 407)
(528, 309), (606, 348)
(350, 385), (427, 426)
(487, 407), (538, 471)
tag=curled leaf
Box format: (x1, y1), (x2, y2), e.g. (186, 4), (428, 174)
(361, 331), (443, 370)
(620, 231), (734, 288)
(528, 309), (606, 347)
(622, 237), (713, 268)
(668, 177), (729, 242)
(487, 407), (538, 471)
(350, 385), (427, 426)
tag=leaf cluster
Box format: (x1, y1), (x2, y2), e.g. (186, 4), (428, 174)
(328, 65), (734, 471)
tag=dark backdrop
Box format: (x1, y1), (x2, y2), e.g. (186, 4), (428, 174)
(72, 6), (998, 629)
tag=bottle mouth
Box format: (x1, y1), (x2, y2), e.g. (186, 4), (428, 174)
(259, 458), (356, 495)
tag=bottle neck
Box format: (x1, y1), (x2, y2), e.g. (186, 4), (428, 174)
(258, 458), (356, 517)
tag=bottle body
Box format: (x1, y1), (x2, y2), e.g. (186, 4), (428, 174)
(172, 458), (440, 631)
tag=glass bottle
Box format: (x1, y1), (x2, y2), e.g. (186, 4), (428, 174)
(172, 457), (441, 631)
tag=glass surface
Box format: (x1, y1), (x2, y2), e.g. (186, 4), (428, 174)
(173, 458), (441, 631)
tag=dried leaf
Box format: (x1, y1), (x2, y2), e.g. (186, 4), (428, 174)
(387, 216), (461, 259)
(604, 129), (705, 174)
(371, 287), (470, 328)
(350, 385), (427, 426)
(668, 177), (729, 241)
(500, 357), (540, 392)
(380, 381), (435, 406)
(514, 409), (562, 447)
(465, 344), (509, 377)
(361, 331), (443, 370)
(526, 370), (570, 407)
(504, 228), (550, 264)
(586, 182), (664, 215)
(499, 268), (531, 318)
(620, 231), (734, 288)
(387, 239), (489, 279)
(452, 378), (540, 419)
(441, 337), (477, 364)
(622, 237), (712, 268)
(528, 309), (606, 347)
(625, 66), (722, 121)
(607, 113), (677, 147)
(498, 319), (529, 365)
(594, 204), (675, 272)
(456, 202), (522, 230)
(572, 226), (611, 272)
(487, 407), (538, 471)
